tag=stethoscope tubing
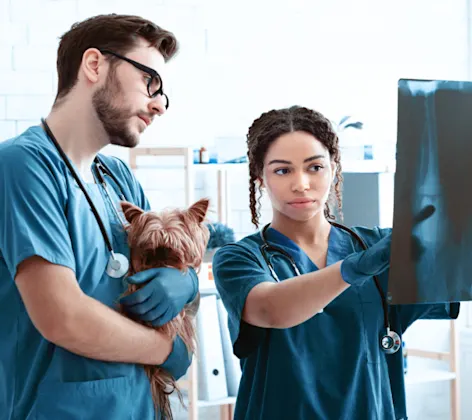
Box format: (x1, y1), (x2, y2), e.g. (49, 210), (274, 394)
(40, 118), (126, 255)
(260, 222), (390, 332)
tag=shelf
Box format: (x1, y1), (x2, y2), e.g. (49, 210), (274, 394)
(200, 286), (218, 294)
(342, 160), (396, 173)
(192, 160), (396, 173)
(133, 163), (247, 171)
(404, 368), (456, 385)
(134, 160), (396, 174)
(193, 163), (247, 171)
(197, 397), (237, 408)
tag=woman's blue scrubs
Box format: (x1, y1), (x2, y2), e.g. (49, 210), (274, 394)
(212, 225), (459, 420)
(0, 126), (156, 419)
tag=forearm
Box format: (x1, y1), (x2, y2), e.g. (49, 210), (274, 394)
(258, 261), (349, 328)
(49, 294), (173, 365)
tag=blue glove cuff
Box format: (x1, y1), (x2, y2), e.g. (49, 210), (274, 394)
(340, 233), (391, 287)
(160, 335), (192, 380)
(187, 268), (199, 303)
(340, 257), (370, 287)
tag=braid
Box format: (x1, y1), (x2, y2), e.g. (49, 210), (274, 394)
(249, 173), (260, 228)
(333, 159), (344, 221)
(246, 110), (284, 229)
(324, 132), (344, 221)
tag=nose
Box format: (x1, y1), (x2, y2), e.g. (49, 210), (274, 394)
(292, 171), (310, 192)
(148, 94), (167, 116)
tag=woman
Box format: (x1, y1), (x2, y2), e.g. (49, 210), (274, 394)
(212, 106), (459, 420)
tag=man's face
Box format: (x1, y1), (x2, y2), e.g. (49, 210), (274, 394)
(92, 41), (168, 148)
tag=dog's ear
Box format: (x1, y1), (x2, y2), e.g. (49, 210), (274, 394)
(120, 201), (144, 224)
(187, 198), (210, 223)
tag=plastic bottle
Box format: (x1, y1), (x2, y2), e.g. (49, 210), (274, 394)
(199, 147), (209, 164)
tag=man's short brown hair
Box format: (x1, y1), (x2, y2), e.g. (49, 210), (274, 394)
(55, 14), (179, 102)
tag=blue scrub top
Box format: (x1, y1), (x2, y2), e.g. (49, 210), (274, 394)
(0, 126), (157, 419)
(212, 224), (460, 420)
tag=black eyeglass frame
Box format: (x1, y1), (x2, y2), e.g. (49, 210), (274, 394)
(99, 49), (169, 109)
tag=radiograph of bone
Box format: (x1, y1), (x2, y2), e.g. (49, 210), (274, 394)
(388, 79), (472, 304)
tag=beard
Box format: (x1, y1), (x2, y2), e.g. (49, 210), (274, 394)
(92, 73), (139, 148)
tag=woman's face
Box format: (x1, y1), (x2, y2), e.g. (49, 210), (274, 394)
(261, 130), (336, 223)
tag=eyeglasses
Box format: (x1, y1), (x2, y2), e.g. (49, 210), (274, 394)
(99, 49), (169, 109)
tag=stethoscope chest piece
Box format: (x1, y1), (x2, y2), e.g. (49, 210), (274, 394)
(106, 252), (129, 278)
(380, 329), (402, 354)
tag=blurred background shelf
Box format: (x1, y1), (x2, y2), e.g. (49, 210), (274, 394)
(197, 397), (237, 408)
(405, 369), (457, 386)
(403, 319), (460, 419)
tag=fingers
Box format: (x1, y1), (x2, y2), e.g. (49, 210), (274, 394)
(126, 268), (161, 285)
(120, 286), (174, 326)
(120, 280), (156, 306)
(360, 234), (392, 275)
(149, 306), (175, 327)
(137, 304), (172, 326)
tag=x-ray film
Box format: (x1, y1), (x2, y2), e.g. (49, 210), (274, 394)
(388, 78), (472, 304)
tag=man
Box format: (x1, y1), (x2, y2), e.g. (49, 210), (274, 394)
(0, 14), (198, 420)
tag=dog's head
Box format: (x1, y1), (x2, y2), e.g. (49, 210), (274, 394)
(121, 198), (210, 273)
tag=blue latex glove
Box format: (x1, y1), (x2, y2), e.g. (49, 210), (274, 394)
(120, 267), (198, 327)
(159, 335), (193, 380)
(340, 232), (392, 286)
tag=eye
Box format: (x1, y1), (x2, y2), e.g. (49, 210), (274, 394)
(148, 75), (161, 91)
(274, 168), (290, 175)
(309, 165), (323, 172)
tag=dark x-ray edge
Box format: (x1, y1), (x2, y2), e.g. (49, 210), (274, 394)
(388, 78), (472, 305)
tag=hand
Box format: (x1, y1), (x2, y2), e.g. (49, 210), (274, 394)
(160, 335), (193, 380)
(340, 232), (392, 286)
(120, 267), (198, 327)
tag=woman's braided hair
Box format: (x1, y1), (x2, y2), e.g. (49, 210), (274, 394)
(247, 105), (343, 228)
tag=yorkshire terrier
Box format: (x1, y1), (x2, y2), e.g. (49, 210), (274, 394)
(119, 198), (210, 419)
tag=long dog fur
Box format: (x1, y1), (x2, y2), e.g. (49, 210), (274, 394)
(119, 198), (210, 419)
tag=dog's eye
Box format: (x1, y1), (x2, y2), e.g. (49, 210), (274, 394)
(142, 247), (173, 266)
(154, 248), (171, 261)
(143, 248), (164, 265)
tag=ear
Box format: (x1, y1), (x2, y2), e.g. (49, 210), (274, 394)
(81, 48), (103, 84)
(187, 198), (210, 223)
(330, 161), (337, 181)
(120, 201), (144, 224)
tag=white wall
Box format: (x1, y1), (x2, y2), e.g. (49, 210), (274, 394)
(1, 1), (472, 419)
(1, 0), (470, 238)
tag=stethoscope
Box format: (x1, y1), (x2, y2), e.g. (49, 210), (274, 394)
(260, 222), (402, 355)
(41, 118), (130, 279)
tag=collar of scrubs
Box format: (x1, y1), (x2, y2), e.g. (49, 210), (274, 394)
(263, 224), (356, 272)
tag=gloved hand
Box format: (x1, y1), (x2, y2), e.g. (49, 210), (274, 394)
(159, 335), (193, 380)
(340, 232), (392, 286)
(120, 267), (198, 327)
